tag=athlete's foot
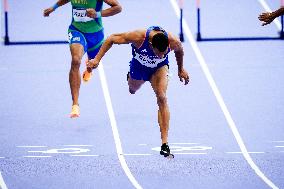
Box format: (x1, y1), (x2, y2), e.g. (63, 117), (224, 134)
(83, 67), (93, 82)
(160, 143), (174, 159)
(70, 104), (80, 118)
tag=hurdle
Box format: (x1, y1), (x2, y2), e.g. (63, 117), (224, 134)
(195, 0), (284, 42)
(3, 0), (68, 45)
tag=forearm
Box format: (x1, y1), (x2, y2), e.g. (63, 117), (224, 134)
(102, 4), (122, 17)
(56, 0), (70, 7)
(95, 37), (115, 62)
(175, 50), (184, 71)
(272, 7), (284, 18)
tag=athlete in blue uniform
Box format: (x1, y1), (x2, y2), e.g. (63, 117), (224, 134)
(44, 0), (122, 118)
(87, 26), (190, 158)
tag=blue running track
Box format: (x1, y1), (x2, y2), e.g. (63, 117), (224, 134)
(0, 0), (283, 188)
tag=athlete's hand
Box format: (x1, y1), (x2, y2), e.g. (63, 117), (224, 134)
(87, 58), (100, 69)
(43, 7), (54, 17)
(86, 8), (97, 18)
(258, 12), (274, 26)
(178, 68), (190, 85)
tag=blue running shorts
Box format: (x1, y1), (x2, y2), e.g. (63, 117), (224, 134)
(68, 25), (104, 59)
(129, 60), (169, 81)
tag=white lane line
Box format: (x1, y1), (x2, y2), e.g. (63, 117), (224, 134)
(271, 141), (284, 143)
(28, 151), (50, 153)
(123, 154), (152, 156)
(258, 0), (282, 30)
(170, 142), (199, 145)
(0, 157), (5, 159)
(169, 0), (279, 188)
(23, 156), (52, 158)
(226, 152), (265, 154)
(275, 146), (284, 148)
(70, 155), (99, 157)
(0, 171), (8, 189)
(98, 64), (142, 189)
(175, 153), (207, 155)
(63, 145), (93, 147)
(17, 146), (47, 148)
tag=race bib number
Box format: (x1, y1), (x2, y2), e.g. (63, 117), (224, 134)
(73, 9), (94, 22)
(134, 52), (166, 68)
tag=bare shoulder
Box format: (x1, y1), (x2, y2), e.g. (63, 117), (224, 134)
(128, 29), (147, 48)
(168, 32), (182, 51)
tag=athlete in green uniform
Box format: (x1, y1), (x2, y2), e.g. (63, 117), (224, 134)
(44, 0), (122, 118)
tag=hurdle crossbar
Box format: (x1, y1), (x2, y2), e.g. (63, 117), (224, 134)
(3, 0), (68, 46)
(196, 0), (284, 42)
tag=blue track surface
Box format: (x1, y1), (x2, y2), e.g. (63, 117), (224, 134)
(0, 0), (284, 188)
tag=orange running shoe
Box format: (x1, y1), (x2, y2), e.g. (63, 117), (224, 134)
(82, 67), (93, 83)
(70, 104), (80, 118)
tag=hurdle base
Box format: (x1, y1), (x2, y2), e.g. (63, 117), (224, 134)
(280, 31), (284, 39)
(196, 33), (202, 41)
(4, 36), (10, 45)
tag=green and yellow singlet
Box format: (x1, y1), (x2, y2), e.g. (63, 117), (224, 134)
(70, 0), (103, 33)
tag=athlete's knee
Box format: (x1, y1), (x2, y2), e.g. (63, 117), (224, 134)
(129, 88), (136, 94)
(156, 92), (167, 105)
(71, 55), (81, 69)
(128, 80), (137, 94)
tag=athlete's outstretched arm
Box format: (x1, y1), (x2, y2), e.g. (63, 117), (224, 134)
(87, 30), (144, 69)
(43, 0), (70, 17)
(258, 7), (284, 26)
(86, 0), (122, 18)
(102, 0), (122, 16)
(169, 33), (190, 85)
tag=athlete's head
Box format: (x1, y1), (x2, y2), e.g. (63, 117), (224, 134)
(151, 33), (169, 53)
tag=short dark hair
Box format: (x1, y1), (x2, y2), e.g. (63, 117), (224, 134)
(151, 33), (169, 52)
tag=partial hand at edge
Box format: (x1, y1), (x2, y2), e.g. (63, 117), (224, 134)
(178, 69), (190, 85)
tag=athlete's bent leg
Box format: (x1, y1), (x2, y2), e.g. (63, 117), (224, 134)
(83, 39), (104, 82)
(128, 74), (145, 94)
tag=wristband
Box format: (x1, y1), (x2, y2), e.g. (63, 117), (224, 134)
(95, 11), (102, 18)
(52, 3), (59, 10)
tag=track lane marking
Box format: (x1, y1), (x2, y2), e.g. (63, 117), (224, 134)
(0, 172), (8, 189)
(169, 0), (279, 188)
(98, 63), (142, 189)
